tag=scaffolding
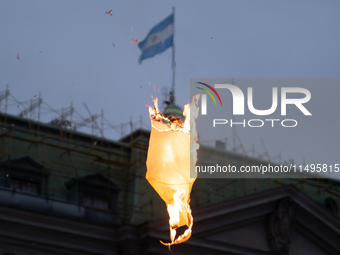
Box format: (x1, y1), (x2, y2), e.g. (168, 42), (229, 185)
(0, 86), (155, 222)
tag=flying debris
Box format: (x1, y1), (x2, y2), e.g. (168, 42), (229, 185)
(17, 53), (19, 59)
(140, 85), (142, 88)
(39, 51), (42, 53)
(105, 10), (112, 16)
(111, 43), (115, 47)
(34, 95), (37, 97)
(130, 39), (139, 44)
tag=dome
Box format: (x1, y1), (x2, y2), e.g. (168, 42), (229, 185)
(163, 102), (184, 121)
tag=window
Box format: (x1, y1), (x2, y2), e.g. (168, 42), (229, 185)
(324, 197), (338, 216)
(0, 156), (49, 196)
(66, 173), (120, 211)
(10, 178), (39, 195)
(82, 194), (109, 210)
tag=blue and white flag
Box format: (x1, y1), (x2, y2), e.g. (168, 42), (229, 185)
(138, 14), (174, 64)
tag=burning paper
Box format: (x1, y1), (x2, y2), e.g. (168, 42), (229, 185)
(146, 95), (200, 249)
(105, 10), (112, 16)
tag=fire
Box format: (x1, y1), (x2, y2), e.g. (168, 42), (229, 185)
(160, 188), (194, 248)
(130, 39), (139, 44)
(146, 95), (200, 249)
(148, 97), (192, 134)
(105, 10), (112, 16)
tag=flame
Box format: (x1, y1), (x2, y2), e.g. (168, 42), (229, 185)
(148, 97), (188, 133)
(147, 95), (200, 249)
(160, 188), (194, 249)
(148, 95), (199, 136)
(105, 10), (112, 16)
(130, 39), (139, 44)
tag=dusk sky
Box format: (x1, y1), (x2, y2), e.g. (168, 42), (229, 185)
(1, 1), (340, 176)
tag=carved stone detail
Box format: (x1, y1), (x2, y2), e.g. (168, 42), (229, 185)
(268, 198), (296, 255)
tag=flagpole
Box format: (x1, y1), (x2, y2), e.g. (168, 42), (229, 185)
(171, 6), (176, 101)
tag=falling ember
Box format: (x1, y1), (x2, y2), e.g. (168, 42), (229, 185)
(105, 10), (113, 16)
(17, 53), (19, 59)
(146, 95), (200, 249)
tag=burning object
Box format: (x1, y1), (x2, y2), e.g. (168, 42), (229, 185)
(105, 10), (112, 16)
(146, 95), (200, 249)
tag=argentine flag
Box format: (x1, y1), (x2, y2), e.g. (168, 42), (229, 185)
(138, 14), (174, 64)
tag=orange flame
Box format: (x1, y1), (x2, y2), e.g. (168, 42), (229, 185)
(160, 188), (194, 249)
(147, 95), (200, 249)
(105, 10), (112, 16)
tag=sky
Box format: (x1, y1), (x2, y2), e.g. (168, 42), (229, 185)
(1, 1), (340, 176)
